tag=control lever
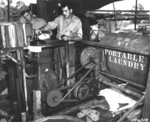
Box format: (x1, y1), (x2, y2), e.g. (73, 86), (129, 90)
(0, 50), (20, 65)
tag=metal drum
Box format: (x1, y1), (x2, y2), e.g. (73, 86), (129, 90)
(0, 22), (33, 48)
(82, 33), (150, 90)
(99, 33), (149, 89)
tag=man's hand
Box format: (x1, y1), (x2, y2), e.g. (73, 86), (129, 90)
(61, 35), (70, 41)
(35, 29), (42, 35)
(61, 35), (82, 41)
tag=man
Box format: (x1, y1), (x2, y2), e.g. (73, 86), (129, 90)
(20, 9), (51, 41)
(39, 0), (83, 83)
(20, 9), (46, 30)
(40, 1), (82, 41)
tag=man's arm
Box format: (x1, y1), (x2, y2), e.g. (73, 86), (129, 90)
(39, 17), (59, 31)
(39, 23), (51, 31)
(61, 35), (82, 41)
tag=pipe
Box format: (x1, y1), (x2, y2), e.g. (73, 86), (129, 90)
(134, 0), (138, 30)
(117, 95), (145, 122)
(99, 71), (145, 90)
(7, 0), (10, 22)
(20, 49), (28, 112)
(74, 9), (150, 14)
(100, 80), (143, 99)
(113, 2), (117, 29)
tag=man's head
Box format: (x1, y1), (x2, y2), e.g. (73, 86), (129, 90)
(61, 1), (73, 19)
(20, 9), (32, 22)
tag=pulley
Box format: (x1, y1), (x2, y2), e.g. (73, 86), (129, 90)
(74, 83), (90, 100)
(80, 47), (99, 69)
(46, 89), (63, 107)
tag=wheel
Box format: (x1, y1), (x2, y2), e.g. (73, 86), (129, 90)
(46, 89), (63, 107)
(80, 47), (99, 69)
(74, 83), (90, 101)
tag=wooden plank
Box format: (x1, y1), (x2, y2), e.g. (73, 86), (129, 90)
(33, 90), (42, 120)
(142, 64), (150, 122)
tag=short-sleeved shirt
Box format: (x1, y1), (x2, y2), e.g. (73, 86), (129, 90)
(47, 15), (83, 41)
(20, 17), (46, 30)
(30, 18), (46, 30)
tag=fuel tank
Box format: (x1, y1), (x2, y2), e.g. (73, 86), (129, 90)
(82, 33), (150, 89)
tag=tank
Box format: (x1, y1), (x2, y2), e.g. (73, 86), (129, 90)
(81, 33), (150, 89)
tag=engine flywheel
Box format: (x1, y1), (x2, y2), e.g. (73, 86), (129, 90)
(46, 89), (63, 107)
(80, 47), (99, 69)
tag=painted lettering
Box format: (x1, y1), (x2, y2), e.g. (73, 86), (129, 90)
(133, 62), (139, 69)
(128, 60), (133, 67)
(127, 53), (133, 60)
(140, 64), (145, 71)
(118, 58), (122, 65)
(114, 57), (118, 64)
(124, 38), (130, 42)
(112, 51), (117, 57)
(133, 54), (138, 61)
(104, 49), (145, 71)
(139, 56), (144, 63)
(122, 59), (127, 66)
(122, 53), (127, 59)
(117, 51), (122, 58)
(105, 49), (109, 55)
(109, 56), (113, 62)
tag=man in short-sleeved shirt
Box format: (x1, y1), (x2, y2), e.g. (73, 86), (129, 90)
(46, 14), (82, 42)
(40, 1), (83, 83)
(40, 1), (82, 41)
(20, 9), (51, 40)
(20, 9), (46, 30)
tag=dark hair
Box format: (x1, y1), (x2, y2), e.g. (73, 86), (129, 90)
(20, 9), (30, 16)
(61, 0), (73, 10)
